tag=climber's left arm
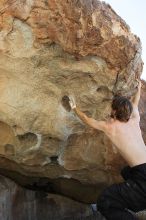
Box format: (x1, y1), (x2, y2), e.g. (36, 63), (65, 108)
(73, 107), (106, 131)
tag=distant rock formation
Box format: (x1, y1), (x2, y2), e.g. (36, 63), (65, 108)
(0, 0), (145, 203)
(0, 175), (96, 220)
(0, 173), (145, 220)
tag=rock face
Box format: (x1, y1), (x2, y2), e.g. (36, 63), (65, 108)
(0, 0), (144, 201)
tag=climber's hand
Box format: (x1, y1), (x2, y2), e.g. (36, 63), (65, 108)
(69, 96), (76, 109)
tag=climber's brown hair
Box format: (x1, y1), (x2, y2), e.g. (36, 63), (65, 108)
(111, 96), (133, 122)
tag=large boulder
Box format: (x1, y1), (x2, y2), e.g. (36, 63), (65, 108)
(0, 0), (144, 200)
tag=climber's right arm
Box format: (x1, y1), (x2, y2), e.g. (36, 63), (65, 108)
(131, 79), (141, 120)
(132, 79), (141, 108)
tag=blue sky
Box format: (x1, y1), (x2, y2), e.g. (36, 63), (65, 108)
(104, 0), (146, 80)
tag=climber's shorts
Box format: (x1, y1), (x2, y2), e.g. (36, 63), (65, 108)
(97, 163), (146, 220)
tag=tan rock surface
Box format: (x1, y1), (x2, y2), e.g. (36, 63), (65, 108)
(0, 0), (144, 200)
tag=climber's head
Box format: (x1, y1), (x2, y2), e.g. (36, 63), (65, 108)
(111, 96), (133, 122)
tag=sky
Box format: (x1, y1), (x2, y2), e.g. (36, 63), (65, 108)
(103, 0), (146, 80)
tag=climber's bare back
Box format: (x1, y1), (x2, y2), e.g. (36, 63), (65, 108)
(104, 110), (146, 167)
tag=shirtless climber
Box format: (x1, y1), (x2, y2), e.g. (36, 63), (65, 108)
(69, 79), (146, 220)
